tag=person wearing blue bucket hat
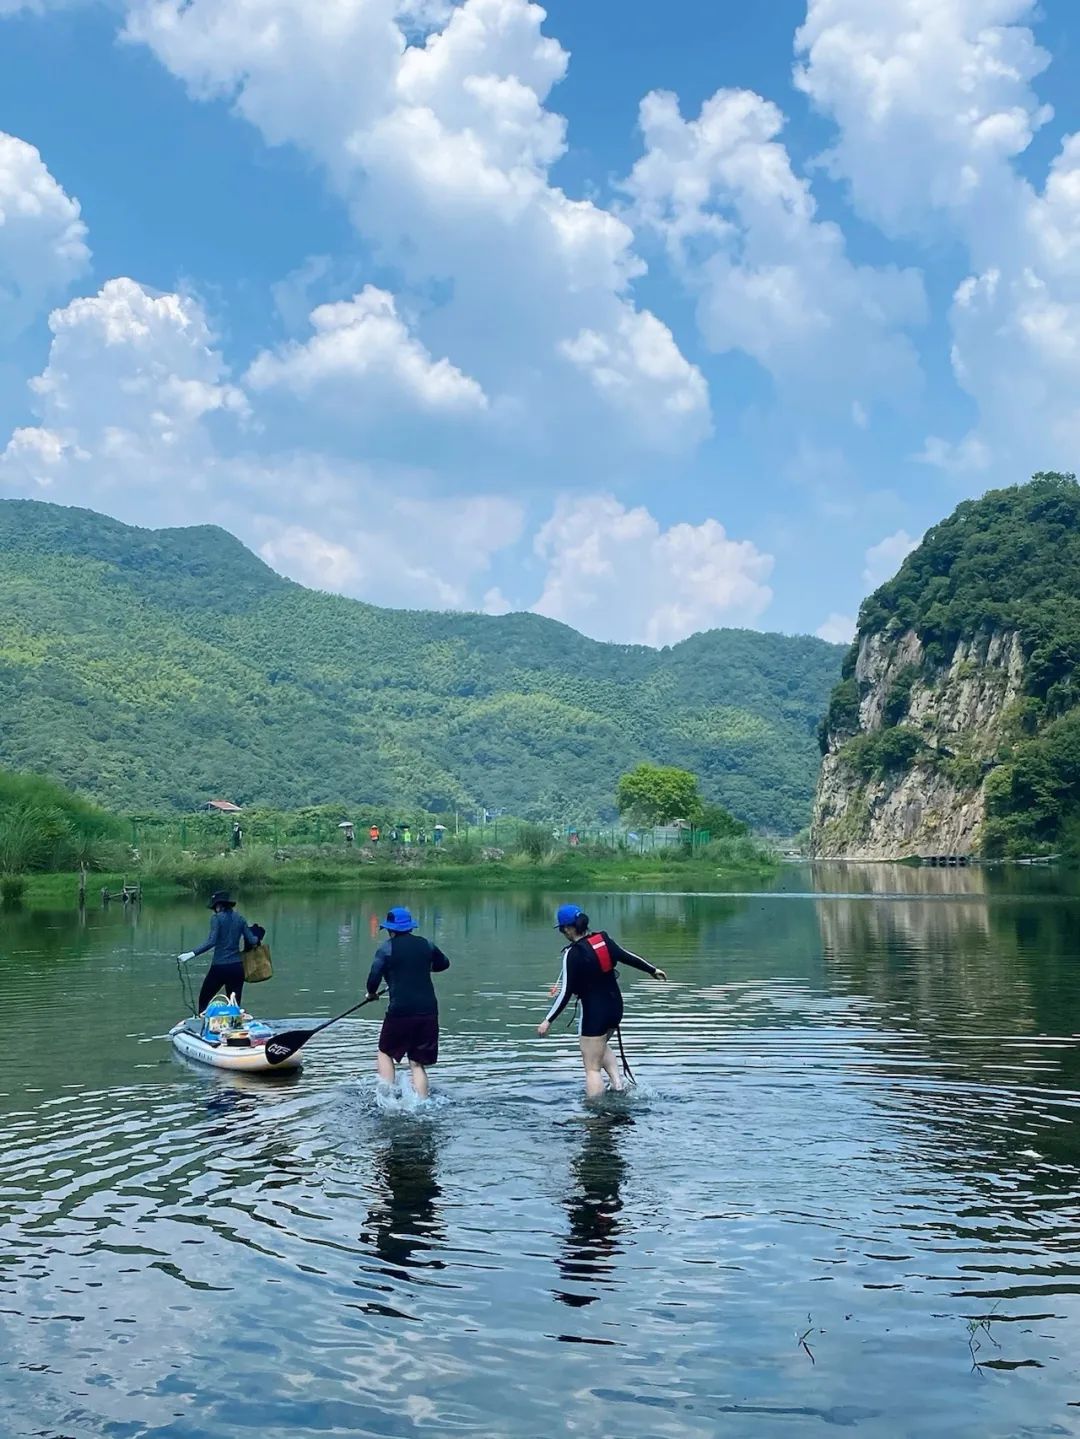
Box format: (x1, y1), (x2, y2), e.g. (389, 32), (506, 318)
(538, 903), (667, 1096)
(365, 907), (450, 1098)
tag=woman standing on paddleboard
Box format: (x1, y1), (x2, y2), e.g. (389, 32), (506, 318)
(178, 891), (260, 1014)
(537, 904), (667, 1096)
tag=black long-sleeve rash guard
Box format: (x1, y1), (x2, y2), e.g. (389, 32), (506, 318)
(545, 931), (657, 1026)
(367, 932), (450, 1016)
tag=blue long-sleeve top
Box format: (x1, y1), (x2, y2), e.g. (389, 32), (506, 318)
(367, 932), (450, 1016)
(193, 910), (258, 966)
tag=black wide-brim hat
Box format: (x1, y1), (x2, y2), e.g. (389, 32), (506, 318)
(209, 891), (237, 909)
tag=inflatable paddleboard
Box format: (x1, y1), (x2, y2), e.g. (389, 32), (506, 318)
(169, 1017), (303, 1073)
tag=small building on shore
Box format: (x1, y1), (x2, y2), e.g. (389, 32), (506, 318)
(203, 799), (243, 814)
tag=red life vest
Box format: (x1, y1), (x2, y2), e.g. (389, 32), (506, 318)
(585, 932), (613, 973)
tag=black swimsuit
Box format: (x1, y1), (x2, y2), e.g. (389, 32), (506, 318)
(544, 931), (656, 1037)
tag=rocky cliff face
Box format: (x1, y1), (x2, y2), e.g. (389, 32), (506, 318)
(811, 628), (1025, 860)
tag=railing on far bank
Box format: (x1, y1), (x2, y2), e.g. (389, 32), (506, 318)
(126, 814), (714, 854)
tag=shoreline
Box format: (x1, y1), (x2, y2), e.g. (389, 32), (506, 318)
(14, 853), (779, 907)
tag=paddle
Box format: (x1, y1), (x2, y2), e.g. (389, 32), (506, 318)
(264, 992), (385, 1067)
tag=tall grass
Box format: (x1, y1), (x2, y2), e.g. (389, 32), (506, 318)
(139, 844), (277, 893)
(0, 770), (127, 879)
(0, 874), (27, 905)
(515, 823), (555, 862)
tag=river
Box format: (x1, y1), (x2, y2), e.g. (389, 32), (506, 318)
(2, 866), (1080, 1437)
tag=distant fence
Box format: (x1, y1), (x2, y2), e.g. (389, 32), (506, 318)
(127, 814), (713, 853)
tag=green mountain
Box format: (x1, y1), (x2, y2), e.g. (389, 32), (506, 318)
(813, 472), (1080, 858)
(0, 499), (841, 830)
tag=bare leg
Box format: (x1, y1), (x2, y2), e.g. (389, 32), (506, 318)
(600, 1036), (623, 1092)
(409, 1060), (430, 1099)
(376, 1050), (397, 1085)
(579, 1036), (608, 1098)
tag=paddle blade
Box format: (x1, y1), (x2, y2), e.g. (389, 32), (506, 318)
(264, 1029), (312, 1066)
(263, 992), (384, 1066)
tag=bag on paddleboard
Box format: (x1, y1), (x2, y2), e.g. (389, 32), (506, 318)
(242, 923), (273, 983)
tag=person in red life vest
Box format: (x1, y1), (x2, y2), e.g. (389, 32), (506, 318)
(537, 904), (667, 1096)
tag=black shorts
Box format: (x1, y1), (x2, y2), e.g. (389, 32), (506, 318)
(579, 990), (623, 1038)
(378, 1012), (439, 1065)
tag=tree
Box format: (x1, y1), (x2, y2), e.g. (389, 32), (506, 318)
(698, 803), (748, 839)
(616, 764), (702, 826)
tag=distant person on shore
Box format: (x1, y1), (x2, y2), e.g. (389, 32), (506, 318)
(366, 907), (450, 1099)
(403, 825), (412, 847)
(370, 824), (380, 847)
(179, 891), (260, 1014)
(231, 820), (243, 850)
(537, 904), (667, 1097)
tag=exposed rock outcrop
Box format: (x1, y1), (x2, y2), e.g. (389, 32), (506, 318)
(811, 628), (1025, 860)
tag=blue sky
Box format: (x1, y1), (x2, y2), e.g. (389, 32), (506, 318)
(1, 0), (1079, 645)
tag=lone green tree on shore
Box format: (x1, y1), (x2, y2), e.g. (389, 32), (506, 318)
(616, 764), (702, 826)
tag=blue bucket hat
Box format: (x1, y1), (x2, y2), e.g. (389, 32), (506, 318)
(382, 906), (418, 933)
(555, 903), (583, 929)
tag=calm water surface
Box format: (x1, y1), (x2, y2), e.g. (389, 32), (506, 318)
(3, 867), (1080, 1437)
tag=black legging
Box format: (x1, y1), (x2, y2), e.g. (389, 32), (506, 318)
(198, 961), (245, 1014)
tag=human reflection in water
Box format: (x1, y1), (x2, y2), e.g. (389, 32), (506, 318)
(554, 1110), (632, 1309)
(362, 1124), (446, 1279)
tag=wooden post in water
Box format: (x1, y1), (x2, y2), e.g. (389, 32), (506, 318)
(78, 863), (87, 909)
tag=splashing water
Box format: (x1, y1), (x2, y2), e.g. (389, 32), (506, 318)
(3, 873), (1080, 1437)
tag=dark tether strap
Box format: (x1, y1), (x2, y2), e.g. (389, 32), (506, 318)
(616, 1026), (636, 1086)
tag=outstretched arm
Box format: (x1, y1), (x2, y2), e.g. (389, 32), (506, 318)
(430, 944), (450, 972)
(607, 934), (667, 981)
(191, 913), (220, 959)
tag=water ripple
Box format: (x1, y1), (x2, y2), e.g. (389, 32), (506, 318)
(3, 879), (1080, 1436)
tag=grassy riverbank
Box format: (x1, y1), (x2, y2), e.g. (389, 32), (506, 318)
(17, 837), (777, 906)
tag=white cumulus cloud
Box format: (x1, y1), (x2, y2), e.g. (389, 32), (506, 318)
(122, 0), (710, 452)
(863, 528), (920, 590)
(257, 524), (364, 593)
(531, 494), (773, 646)
(0, 275), (524, 609)
(795, 0), (1051, 244)
(247, 286), (488, 415)
(622, 86), (926, 409)
(481, 585), (512, 615)
(816, 612), (856, 645)
(256, 493), (523, 608)
(2, 278), (248, 492)
(795, 0), (1079, 475)
(0, 132), (90, 336)
(559, 308), (710, 448)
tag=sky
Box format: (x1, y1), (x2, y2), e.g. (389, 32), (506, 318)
(1, 0), (1079, 647)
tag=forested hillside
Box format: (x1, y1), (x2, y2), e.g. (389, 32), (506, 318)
(813, 473), (1080, 857)
(0, 501), (841, 830)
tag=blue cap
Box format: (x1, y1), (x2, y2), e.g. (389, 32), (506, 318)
(382, 906), (418, 933)
(555, 903), (583, 929)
